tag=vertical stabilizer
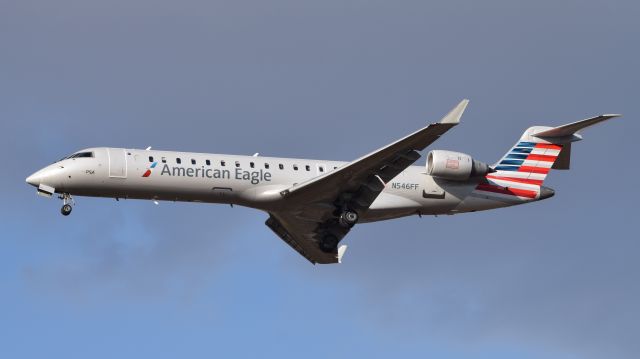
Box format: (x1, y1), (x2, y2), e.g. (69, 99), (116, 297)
(473, 113), (619, 201)
(489, 113), (620, 184)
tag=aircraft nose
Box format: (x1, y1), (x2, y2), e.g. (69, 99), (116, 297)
(26, 167), (58, 188)
(26, 172), (41, 187)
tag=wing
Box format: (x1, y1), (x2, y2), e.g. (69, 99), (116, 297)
(266, 212), (349, 264)
(266, 99), (469, 264)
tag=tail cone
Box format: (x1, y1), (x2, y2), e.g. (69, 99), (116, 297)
(539, 186), (555, 200)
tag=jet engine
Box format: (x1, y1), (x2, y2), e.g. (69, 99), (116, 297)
(426, 150), (492, 181)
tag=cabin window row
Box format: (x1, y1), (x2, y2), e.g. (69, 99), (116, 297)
(148, 155), (337, 172)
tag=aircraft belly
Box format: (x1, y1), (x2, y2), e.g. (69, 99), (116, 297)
(454, 195), (509, 212)
(68, 170), (263, 206)
(360, 192), (421, 222)
(453, 190), (530, 213)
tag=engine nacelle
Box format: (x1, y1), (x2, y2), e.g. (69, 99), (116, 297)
(426, 150), (492, 181)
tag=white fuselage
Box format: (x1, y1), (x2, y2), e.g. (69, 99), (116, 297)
(26, 147), (549, 222)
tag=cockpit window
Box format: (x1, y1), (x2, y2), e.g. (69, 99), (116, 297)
(58, 151), (94, 162)
(72, 152), (94, 158)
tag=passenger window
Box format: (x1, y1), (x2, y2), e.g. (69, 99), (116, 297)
(191, 159), (196, 165)
(149, 156), (154, 162)
(176, 158), (181, 164)
(333, 166), (337, 169)
(293, 165), (298, 171)
(250, 162), (255, 168)
(265, 163), (270, 169)
(279, 164), (284, 170)
(319, 166), (324, 172)
(161, 157), (167, 163)
(235, 161), (240, 168)
(305, 165), (310, 171)
(221, 160), (226, 166)
(206, 159), (211, 166)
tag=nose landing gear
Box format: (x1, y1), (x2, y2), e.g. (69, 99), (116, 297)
(59, 193), (74, 216)
(61, 204), (72, 216)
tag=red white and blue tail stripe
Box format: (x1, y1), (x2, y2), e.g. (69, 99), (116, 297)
(492, 141), (562, 183)
(474, 141), (563, 200)
(468, 114), (620, 203)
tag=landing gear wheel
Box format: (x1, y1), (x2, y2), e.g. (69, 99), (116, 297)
(59, 193), (74, 216)
(61, 204), (72, 216)
(339, 210), (359, 227)
(319, 235), (338, 253)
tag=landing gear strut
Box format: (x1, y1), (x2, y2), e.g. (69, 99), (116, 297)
(338, 209), (358, 227)
(59, 193), (74, 216)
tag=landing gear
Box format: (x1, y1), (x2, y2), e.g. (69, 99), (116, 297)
(61, 204), (72, 216)
(338, 210), (359, 227)
(59, 193), (74, 216)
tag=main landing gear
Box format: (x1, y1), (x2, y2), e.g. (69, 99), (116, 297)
(318, 209), (358, 253)
(59, 193), (74, 216)
(338, 209), (359, 228)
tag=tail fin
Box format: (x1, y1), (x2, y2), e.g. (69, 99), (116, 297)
(490, 114), (620, 185)
(491, 140), (564, 185)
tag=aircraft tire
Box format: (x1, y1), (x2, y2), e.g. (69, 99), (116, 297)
(339, 210), (358, 227)
(61, 204), (72, 216)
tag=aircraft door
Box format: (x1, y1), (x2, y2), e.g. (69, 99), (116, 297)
(108, 148), (128, 178)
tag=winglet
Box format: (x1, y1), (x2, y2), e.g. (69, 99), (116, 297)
(439, 99), (469, 124)
(337, 245), (348, 264)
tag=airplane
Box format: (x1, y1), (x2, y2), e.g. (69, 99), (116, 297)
(25, 100), (620, 264)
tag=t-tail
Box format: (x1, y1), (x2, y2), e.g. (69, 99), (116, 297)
(474, 114), (621, 203)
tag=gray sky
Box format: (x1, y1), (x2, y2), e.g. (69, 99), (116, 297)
(2, 1), (639, 358)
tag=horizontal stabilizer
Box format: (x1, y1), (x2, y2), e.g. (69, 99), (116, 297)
(534, 114), (621, 138)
